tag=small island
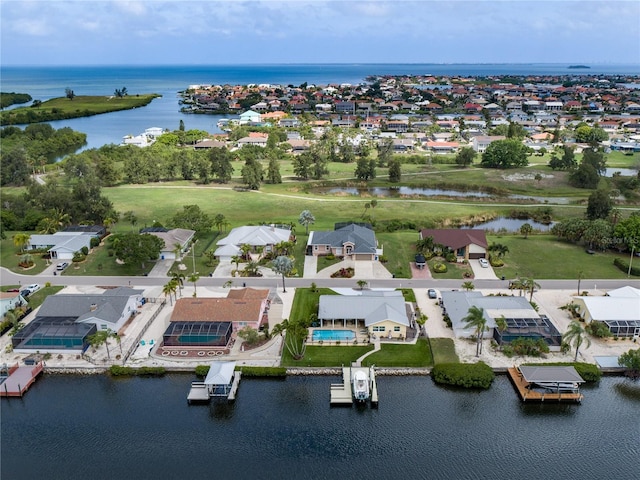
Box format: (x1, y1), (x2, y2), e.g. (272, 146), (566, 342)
(568, 65), (590, 69)
(0, 92), (161, 126)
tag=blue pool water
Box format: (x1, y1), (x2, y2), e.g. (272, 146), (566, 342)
(312, 329), (355, 342)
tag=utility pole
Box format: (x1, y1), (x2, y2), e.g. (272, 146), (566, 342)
(629, 245), (635, 278)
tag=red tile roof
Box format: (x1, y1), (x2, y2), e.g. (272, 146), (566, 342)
(171, 288), (269, 323)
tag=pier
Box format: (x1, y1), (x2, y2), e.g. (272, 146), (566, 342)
(330, 365), (378, 406)
(507, 366), (584, 403)
(187, 361), (241, 404)
(0, 362), (44, 397)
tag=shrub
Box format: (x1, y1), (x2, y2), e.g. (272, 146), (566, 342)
(431, 362), (494, 389)
(237, 366), (286, 377)
(81, 246), (89, 255)
(326, 253), (335, 260)
(490, 258), (504, 267)
(509, 337), (549, 357)
(331, 267), (354, 278)
(585, 321), (612, 338)
(443, 314), (452, 328)
(614, 257), (640, 276)
(109, 365), (166, 376)
(378, 254), (388, 263)
(502, 345), (514, 357)
(445, 252), (457, 263)
(433, 262), (447, 273)
(90, 237), (100, 248)
(195, 365), (210, 377)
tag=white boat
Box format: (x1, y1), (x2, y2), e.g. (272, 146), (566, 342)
(352, 370), (370, 402)
(534, 382), (579, 391)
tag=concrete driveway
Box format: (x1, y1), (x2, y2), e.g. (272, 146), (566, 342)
(470, 259), (499, 280)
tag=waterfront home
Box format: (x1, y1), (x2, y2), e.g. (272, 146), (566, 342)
(572, 286), (640, 338)
(419, 229), (488, 262)
(11, 287), (144, 353)
(440, 291), (562, 348)
(307, 223), (382, 261)
(239, 110), (262, 124)
(215, 225), (292, 262)
(317, 290), (411, 340)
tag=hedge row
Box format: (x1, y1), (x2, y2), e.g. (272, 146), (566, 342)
(613, 257), (640, 277)
(431, 362), (495, 389)
(109, 365), (166, 376)
(195, 365), (287, 378)
(522, 362), (602, 382)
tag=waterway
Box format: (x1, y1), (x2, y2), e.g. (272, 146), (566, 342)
(1, 374), (638, 480)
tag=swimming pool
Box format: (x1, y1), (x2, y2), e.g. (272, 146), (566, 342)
(312, 329), (356, 342)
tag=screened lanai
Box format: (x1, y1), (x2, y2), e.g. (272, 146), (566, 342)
(12, 316), (97, 352)
(603, 319), (640, 338)
(162, 321), (232, 347)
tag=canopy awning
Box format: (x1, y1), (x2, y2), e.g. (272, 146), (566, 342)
(204, 361), (236, 386)
(518, 366), (585, 384)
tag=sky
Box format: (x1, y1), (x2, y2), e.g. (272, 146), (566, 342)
(1, 0), (639, 66)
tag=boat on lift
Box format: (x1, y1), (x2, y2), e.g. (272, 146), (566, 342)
(352, 369), (370, 402)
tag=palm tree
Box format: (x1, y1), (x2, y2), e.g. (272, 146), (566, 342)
(271, 255), (293, 292)
(188, 273), (200, 297)
(13, 233), (31, 253)
(240, 243), (252, 261)
(162, 281), (175, 306)
(461, 281), (475, 291)
(298, 210), (315, 235)
(243, 260), (260, 277)
(41, 208), (71, 234)
(170, 271), (185, 297)
(204, 249), (216, 267)
(231, 255), (241, 274)
(521, 277), (541, 302)
(563, 320), (591, 361)
(462, 306), (487, 357)
(520, 223), (533, 239)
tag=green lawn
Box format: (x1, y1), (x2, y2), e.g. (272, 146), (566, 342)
(427, 257), (474, 279)
(361, 338), (433, 367)
(1, 233), (49, 276)
(166, 232), (220, 278)
(486, 233), (633, 279)
(289, 287), (338, 322)
(316, 254), (342, 273)
(377, 230), (417, 278)
(280, 344), (374, 367)
(430, 338), (459, 364)
(62, 239), (154, 277)
(1, 284), (65, 310)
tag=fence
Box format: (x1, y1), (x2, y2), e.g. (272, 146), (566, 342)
(122, 300), (166, 364)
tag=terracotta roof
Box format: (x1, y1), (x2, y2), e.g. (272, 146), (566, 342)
(420, 229), (488, 250)
(226, 288), (270, 300)
(171, 294), (267, 323)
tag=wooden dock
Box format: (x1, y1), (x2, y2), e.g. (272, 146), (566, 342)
(507, 367), (583, 403)
(228, 371), (241, 401)
(0, 362), (44, 398)
(330, 366), (378, 406)
(187, 370), (241, 404)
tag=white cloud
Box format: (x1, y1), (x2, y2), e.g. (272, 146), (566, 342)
(114, 0), (147, 15)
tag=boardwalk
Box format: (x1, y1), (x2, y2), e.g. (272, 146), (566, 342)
(0, 362), (44, 397)
(507, 367), (583, 403)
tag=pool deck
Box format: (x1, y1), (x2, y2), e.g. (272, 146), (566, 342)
(308, 328), (369, 346)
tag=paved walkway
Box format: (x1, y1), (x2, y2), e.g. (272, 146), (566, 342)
(303, 255), (318, 278)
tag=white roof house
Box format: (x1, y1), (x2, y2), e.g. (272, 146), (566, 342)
(573, 286), (640, 337)
(144, 228), (196, 260)
(318, 290), (409, 328)
(28, 232), (94, 260)
(215, 225), (291, 260)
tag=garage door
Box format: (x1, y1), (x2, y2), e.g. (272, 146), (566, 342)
(469, 253), (485, 259)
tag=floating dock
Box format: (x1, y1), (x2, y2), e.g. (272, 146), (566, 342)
(508, 367), (584, 403)
(0, 362), (44, 398)
(187, 361), (241, 404)
(330, 366), (378, 406)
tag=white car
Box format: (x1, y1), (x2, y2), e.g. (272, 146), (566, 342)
(479, 258), (489, 268)
(24, 284), (41, 293)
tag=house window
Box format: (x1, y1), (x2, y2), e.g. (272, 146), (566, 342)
(314, 245), (318, 250)
(394, 326), (400, 332)
(326, 246), (329, 251)
(101, 324), (108, 330)
(372, 326), (386, 332)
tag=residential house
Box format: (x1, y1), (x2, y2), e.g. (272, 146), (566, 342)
(215, 225), (292, 262)
(317, 290), (412, 339)
(1, 291), (27, 318)
(307, 223), (382, 260)
(11, 287), (144, 353)
(573, 286), (640, 338)
(239, 110), (262, 124)
(472, 135), (506, 153)
(28, 232), (97, 260)
(142, 228), (196, 261)
(419, 229), (488, 261)
(440, 291), (562, 349)
(425, 141), (459, 154)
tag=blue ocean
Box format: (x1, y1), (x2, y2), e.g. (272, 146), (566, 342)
(1, 64), (639, 150)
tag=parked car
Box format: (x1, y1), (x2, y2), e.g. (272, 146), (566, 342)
(24, 284), (41, 294)
(479, 258), (489, 268)
(57, 262), (69, 271)
(428, 289), (438, 299)
(20, 289), (31, 298)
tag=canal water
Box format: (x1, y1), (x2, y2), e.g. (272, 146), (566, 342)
(1, 374), (638, 480)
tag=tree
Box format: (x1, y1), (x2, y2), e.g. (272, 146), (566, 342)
(271, 255), (294, 292)
(455, 146), (476, 167)
(563, 320), (591, 361)
(569, 162), (600, 189)
(520, 223), (533, 239)
(618, 348), (640, 379)
(204, 249), (216, 267)
(480, 139), (529, 169)
(231, 255), (241, 272)
(355, 156), (375, 180)
(241, 157), (263, 190)
(488, 242), (509, 259)
(162, 281), (175, 306)
(123, 211), (138, 232)
(188, 273), (200, 297)
(265, 156), (282, 184)
(521, 277), (540, 302)
(169, 204), (213, 235)
(40, 207), (70, 234)
(388, 158), (401, 182)
(113, 232), (163, 269)
(65, 88), (75, 100)
(462, 306), (487, 357)
(461, 281), (475, 291)
(88, 330), (113, 360)
(377, 138), (394, 167)
(298, 210), (315, 235)
(586, 189), (612, 220)
(13, 233), (31, 253)
(284, 322), (308, 360)
(613, 214), (640, 253)
(170, 271), (185, 297)
(237, 326), (260, 345)
(357, 280), (368, 290)
(243, 260), (260, 277)
(209, 147), (234, 183)
(179, 119), (185, 131)
(292, 152), (312, 179)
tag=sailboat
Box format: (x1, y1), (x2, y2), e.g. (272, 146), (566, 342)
(352, 370), (370, 402)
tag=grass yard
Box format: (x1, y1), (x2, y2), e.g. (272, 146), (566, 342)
(62, 239), (154, 276)
(361, 338), (433, 367)
(167, 232), (220, 278)
(486, 233), (633, 279)
(376, 230), (417, 278)
(22, 285), (65, 310)
(1, 232), (49, 276)
(288, 287), (338, 323)
(429, 338), (459, 364)
(427, 257), (474, 279)
(280, 344), (374, 367)
(316, 254), (342, 273)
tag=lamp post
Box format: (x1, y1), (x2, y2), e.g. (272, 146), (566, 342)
(628, 245), (635, 278)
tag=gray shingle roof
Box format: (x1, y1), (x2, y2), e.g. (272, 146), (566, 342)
(309, 224), (377, 254)
(318, 291), (409, 327)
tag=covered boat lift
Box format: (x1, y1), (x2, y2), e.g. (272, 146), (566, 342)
(187, 361), (241, 404)
(508, 366), (585, 403)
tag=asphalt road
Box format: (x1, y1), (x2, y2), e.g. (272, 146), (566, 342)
(2, 267), (638, 292)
